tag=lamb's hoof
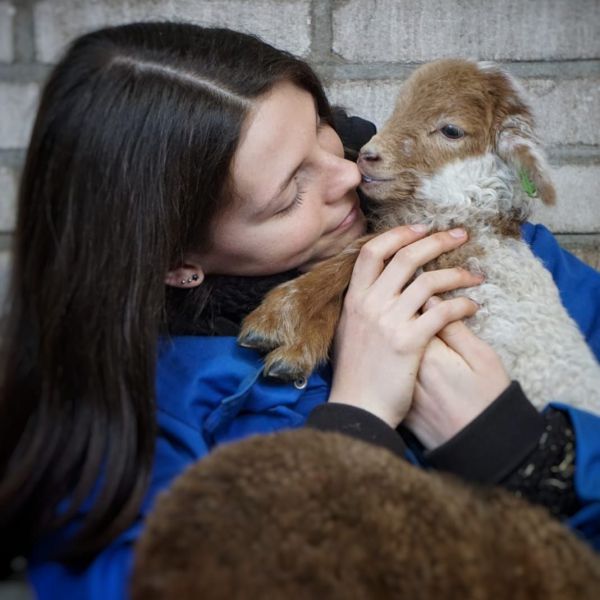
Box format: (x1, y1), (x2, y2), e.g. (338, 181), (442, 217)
(264, 349), (314, 383)
(237, 329), (279, 353)
(265, 358), (303, 382)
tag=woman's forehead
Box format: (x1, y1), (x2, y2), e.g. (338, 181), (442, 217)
(231, 81), (318, 213)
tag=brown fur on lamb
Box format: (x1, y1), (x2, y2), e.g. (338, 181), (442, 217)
(131, 429), (600, 599)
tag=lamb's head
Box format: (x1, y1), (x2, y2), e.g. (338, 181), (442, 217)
(358, 59), (556, 229)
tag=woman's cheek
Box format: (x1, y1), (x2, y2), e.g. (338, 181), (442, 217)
(285, 225), (318, 259)
(274, 219), (322, 266)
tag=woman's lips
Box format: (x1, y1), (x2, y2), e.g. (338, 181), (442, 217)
(332, 203), (359, 233)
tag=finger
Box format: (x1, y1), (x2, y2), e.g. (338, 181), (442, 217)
(348, 225), (429, 292)
(395, 268), (484, 319)
(436, 318), (497, 370)
(423, 295), (486, 365)
(369, 228), (469, 297)
(414, 296), (479, 341)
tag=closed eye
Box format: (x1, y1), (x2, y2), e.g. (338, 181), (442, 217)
(274, 182), (306, 217)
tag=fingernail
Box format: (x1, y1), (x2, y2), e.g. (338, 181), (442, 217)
(449, 228), (467, 238)
(409, 223), (429, 232)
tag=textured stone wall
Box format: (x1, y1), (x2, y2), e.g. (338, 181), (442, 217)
(0, 0), (599, 270)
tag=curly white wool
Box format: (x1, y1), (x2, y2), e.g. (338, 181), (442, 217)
(410, 153), (600, 411)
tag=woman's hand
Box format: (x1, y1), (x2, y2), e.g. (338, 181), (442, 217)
(403, 297), (511, 448)
(328, 226), (483, 428)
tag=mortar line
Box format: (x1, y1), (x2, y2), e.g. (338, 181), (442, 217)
(308, 0), (337, 66)
(13, 0), (36, 64)
(315, 59), (600, 81)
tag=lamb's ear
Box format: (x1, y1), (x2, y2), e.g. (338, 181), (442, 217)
(485, 66), (556, 205)
(496, 115), (556, 205)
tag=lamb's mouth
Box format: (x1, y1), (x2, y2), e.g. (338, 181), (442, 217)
(360, 174), (394, 185)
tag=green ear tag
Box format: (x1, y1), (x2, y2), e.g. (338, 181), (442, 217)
(519, 169), (537, 198)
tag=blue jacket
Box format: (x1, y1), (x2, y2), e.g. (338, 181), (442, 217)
(28, 223), (600, 599)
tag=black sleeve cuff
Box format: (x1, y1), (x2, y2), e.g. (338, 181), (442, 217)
(425, 381), (545, 485)
(306, 403), (407, 458)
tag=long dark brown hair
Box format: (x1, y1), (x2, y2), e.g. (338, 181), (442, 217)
(0, 21), (332, 568)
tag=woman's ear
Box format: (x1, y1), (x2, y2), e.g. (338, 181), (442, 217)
(165, 263), (205, 288)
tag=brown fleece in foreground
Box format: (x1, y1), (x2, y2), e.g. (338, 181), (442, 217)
(131, 430), (600, 599)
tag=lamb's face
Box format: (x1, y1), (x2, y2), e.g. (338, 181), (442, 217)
(358, 59), (555, 213)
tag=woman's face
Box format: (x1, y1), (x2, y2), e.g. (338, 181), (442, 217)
(194, 80), (367, 277)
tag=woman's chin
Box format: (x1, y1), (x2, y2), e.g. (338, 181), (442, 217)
(300, 218), (366, 272)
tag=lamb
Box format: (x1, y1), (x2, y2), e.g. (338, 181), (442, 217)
(239, 58), (600, 413)
(131, 429), (600, 599)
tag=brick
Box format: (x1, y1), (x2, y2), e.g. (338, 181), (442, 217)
(0, 82), (40, 149)
(531, 165), (600, 234)
(558, 237), (600, 271)
(33, 0), (310, 63)
(0, 166), (17, 232)
(0, 2), (15, 62)
(326, 76), (600, 147)
(170, 0), (311, 57)
(524, 78), (600, 147)
(326, 79), (401, 130)
(572, 246), (600, 271)
(333, 0), (600, 63)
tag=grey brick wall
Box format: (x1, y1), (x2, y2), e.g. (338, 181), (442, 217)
(332, 0), (600, 62)
(0, 0), (599, 269)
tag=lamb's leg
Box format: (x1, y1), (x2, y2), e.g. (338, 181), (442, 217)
(239, 236), (372, 380)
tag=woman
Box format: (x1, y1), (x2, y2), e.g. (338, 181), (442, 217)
(0, 22), (598, 599)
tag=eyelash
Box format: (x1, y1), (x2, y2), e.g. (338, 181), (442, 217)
(274, 118), (324, 218)
(276, 182), (306, 217)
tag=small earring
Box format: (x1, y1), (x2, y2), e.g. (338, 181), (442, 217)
(184, 273), (200, 284)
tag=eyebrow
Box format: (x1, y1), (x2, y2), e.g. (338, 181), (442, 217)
(261, 106), (322, 213)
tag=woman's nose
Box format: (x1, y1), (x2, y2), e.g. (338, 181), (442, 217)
(324, 155), (362, 203)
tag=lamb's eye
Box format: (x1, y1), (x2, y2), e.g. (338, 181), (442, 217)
(440, 124), (465, 140)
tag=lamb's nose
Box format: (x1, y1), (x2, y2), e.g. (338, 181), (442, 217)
(358, 147), (381, 163)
